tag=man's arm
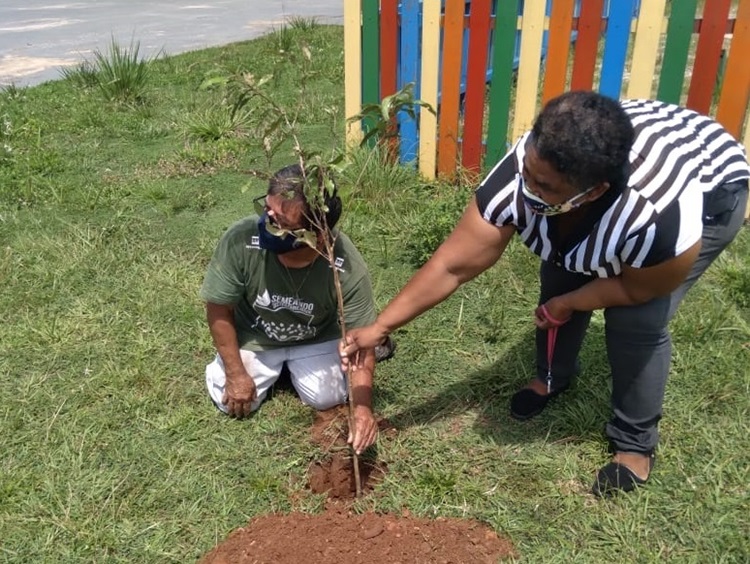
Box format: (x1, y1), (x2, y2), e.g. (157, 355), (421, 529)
(206, 302), (256, 417)
(346, 347), (377, 454)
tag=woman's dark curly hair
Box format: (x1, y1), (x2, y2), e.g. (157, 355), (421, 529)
(531, 91), (634, 193)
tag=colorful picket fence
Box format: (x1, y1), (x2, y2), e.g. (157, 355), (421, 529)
(344, 0), (750, 206)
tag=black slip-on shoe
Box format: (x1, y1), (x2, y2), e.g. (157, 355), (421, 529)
(592, 452), (656, 497)
(374, 336), (396, 363)
(509, 385), (568, 421)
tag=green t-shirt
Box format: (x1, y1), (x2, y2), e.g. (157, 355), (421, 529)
(200, 216), (376, 351)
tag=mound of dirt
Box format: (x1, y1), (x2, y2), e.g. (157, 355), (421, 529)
(200, 507), (515, 564)
(200, 405), (516, 563)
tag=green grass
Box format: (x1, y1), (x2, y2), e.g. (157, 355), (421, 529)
(1, 25), (749, 563)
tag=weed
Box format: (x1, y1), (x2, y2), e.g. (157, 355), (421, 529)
(341, 144), (419, 205)
(269, 24), (295, 54)
(2, 83), (26, 101)
(94, 37), (158, 103)
(157, 140), (241, 178)
(183, 102), (254, 142)
(63, 37), (160, 104)
(715, 247), (750, 309)
(348, 82), (435, 149)
(0, 113), (14, 166)
(59, 60), (100, 89)
(287, 16), (320, 33)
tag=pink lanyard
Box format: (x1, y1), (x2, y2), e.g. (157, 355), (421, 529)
(539, 304), (567, 393)
(546, 326), (558, 393)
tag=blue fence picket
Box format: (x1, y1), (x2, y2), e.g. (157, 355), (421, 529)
(599, 0), (636, 97)
(398, 0), (421, 164)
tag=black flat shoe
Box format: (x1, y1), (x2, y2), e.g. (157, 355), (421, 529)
(374, 336), (396, 363)
(592, 452), (656, 497)
(509, 385), (568, 421)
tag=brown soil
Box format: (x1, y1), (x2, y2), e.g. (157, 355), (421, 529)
(200, 405), (516, 563)
(307, 404), (387, 497)
(199, 507), (516, 564)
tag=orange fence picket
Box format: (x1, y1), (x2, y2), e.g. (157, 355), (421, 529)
(436, 0), (464, 177)
(687, 0), (732, 114)
(542, 0), (576, 105)
(570, 0), (605, 91)
(716, 0), (750, 138)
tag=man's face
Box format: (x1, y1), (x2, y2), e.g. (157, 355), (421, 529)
(263, 194), (307, 231)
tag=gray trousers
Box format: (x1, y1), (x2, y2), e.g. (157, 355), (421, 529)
(535, 181), (748, 454)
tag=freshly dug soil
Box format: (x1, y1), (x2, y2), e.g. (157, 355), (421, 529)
(199, 507), (516, 564)
(307, 404), (387, 497)
(200, 406), (516, 563)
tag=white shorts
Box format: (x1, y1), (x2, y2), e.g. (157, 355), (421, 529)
(205, 339), (347, 414)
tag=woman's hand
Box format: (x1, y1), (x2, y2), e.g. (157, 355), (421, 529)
(534, 297), (573, 330)
(340, 323), (389, 372)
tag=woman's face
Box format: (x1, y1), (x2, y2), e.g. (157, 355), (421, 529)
(521, 142), (585, 206)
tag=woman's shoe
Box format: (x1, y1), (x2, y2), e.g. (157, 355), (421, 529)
(592, 451), (656, 497)
(509, 384), (568, 421)
(374, 336), (396, 363)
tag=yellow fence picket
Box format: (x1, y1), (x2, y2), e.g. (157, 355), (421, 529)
(512, 0), (547, 142)
(626, 0), (667, 99)
(344, 0), (363, 144)
(419, 0), (441, 179)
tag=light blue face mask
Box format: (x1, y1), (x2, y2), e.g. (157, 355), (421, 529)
(520, 176), (596, 216)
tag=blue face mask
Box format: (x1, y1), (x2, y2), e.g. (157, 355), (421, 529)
(520, 176), (595, 216)
(257, 212), (303, 254)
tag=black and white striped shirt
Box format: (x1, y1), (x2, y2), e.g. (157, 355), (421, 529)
(476, 99), (750, 277)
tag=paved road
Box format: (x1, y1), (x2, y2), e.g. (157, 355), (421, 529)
(0, 1), (343, 87)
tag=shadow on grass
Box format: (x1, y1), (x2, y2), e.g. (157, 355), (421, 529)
(381, 327), (615, 449)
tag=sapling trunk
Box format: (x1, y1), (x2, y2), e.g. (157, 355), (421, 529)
(322, 236), (363, 498)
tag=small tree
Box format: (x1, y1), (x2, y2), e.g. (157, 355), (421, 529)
(347, 82), (435, 161)
(203, 66), (370, 493)
(203, 57), (432, 496)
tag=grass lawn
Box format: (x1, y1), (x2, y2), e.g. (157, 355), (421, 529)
(1, 23), (749, 563)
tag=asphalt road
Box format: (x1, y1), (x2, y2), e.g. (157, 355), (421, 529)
(0, 0), (343, 87)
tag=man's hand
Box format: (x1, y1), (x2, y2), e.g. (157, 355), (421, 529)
(222, 370), (256, 418)
(348, 405), (378, 455)
(340, 323), (388, 372)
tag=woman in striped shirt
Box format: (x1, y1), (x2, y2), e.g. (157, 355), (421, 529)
(342, 91), (749, 496)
